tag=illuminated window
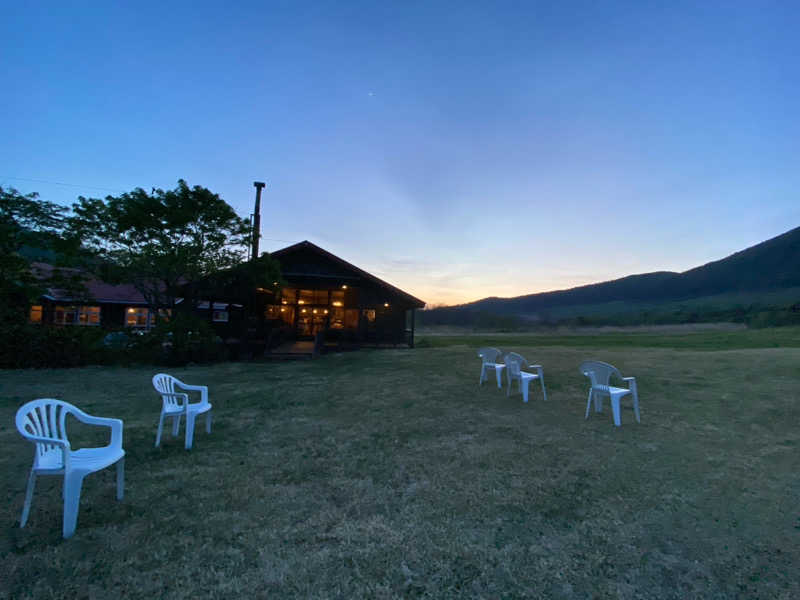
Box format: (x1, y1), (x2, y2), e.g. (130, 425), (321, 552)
(280, 306), (295, 326)
(29, 305), (43, 323)
(313, 290), (329, 305)
(330, 307), (345, 329)
(78, 306), (101, 325)
(362, 309), (376, 323)
(345, 309), (359, 328)
(54, 305), (101, 326)
(299, 289), (314, 305)
(281, 288), (296, 305)
(126, 307), (150, 328)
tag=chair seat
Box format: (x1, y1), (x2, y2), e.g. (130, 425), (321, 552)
(71, 447), (125, 474)
(594, 385), (631, 397)
(35, 446), (124, 474)
(162, 402), (212, 416)
(519, 371), (539, 381)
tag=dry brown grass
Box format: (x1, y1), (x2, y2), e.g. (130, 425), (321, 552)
(1, 332), (799, 598)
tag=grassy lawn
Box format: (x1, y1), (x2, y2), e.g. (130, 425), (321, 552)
(1, 329), (799, 598)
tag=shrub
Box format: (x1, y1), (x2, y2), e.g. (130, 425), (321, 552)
(0, 322), (107, 368)
(127, 313), (228, 366)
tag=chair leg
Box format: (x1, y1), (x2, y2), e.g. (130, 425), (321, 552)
(155, 413), (165, 447)
(185, 414), (196, 450)
(594, 392), (603, 413)
(172, 414), (181, 436)
(20, 470), (37, 528)
(116, 458), (125, 500)
(479, 364), (486, 385)
(521, 379), (530, 403)
(62, 472), (86, 539)
(539, 376), (547, 402)
(205, 411), (212, 434)
(632, 390), (641, 423)
(495, 367), (503, 389)
(585, 389), (593, 419)
(611, 395), (622, 427)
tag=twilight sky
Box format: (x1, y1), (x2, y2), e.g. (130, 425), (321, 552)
(3, 2), (799, 306)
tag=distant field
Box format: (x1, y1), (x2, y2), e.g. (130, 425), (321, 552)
(2, 327), (799, 598)
(418, 324), (800, 351)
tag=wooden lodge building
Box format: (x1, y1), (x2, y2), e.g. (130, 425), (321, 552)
(265, 241), (425, 351)
(28, 242), (425, 354)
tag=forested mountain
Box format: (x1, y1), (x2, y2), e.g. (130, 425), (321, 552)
(424, 226), (800, 327)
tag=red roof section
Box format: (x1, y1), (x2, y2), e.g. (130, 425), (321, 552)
(32, 263), (149, 305)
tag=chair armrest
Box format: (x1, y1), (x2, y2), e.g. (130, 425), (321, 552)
(72, 410), (124, 449)
(176, 382), (208, 404)
(22, 434), (71, 469)
(622, 376), (637, 392)
(22, 433), (70, 450)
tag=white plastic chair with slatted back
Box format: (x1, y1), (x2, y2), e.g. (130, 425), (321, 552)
(478, 347), (506, 388)
(503, 352), (547, 403)
(152, 373), (212, 449)
(15, 399), (125, 538)
(579, 360), (640, 426)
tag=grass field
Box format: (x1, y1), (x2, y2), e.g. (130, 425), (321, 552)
(2, 328), (800, 598)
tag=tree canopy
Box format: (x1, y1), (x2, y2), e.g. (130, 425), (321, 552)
(0, 187), (85, 318)
(69, 179), (270, 313)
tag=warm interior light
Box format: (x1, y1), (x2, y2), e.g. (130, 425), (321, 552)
(324, 309), (328, 314)
(313, 309), (317, 314)
(280, 308), (285, 312)
(282, 300), (287, 305)
(301, 308), (307, 313)
(127, 308), (135, 313)
(384, 303), (390, 308)
(341, 285), (348, 289)
(332, 301), (343, 307)
(298, 300), (305, 304)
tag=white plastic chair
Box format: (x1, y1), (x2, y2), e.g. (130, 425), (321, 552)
(152, 373), (212, 449)
(504, 352), (547, 403)
(15, 399), (125, 538)
(579, 360), (640, 426)
(478, 347), (506, 388)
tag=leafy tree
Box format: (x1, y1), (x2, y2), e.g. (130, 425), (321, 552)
(69, 179), (278, 319)
(0, 187), (85, 321)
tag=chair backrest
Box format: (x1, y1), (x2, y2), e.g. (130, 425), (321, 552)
(16, 399), (74, 469)
(152, 373), (182, 410)
(478, 347), (503, 365)
(579, 361), (622, 388)
(504, 352), (528, 378)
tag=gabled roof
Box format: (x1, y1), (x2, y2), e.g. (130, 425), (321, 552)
(270, 241), (425, 308)
(32, 263), (148, 305)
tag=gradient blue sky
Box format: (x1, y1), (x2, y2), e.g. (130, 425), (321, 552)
(3, 1), (799, 305)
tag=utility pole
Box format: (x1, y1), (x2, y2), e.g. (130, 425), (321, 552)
(251, 181), (265, 261)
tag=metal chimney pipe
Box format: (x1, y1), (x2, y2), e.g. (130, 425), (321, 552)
(251, 181), (265, 260)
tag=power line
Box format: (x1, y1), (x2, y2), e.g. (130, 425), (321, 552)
(0, 176), (127, 194)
